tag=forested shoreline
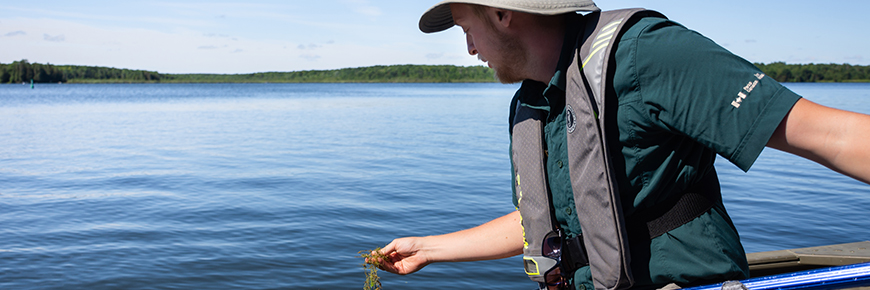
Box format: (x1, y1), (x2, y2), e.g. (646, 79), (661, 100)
(0, 60), (495, 84)
(753, 62), (870, 83)
(2, 59), (869, 84)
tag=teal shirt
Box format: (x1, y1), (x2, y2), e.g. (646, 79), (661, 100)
(510, 16), (802, 289)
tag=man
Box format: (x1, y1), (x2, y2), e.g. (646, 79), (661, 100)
(372, 1), (870, 289)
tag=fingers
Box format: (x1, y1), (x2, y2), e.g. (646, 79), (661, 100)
(372, 237), (427, 275)
(379, 240), (398, 257)
(376, 240), (403, 274)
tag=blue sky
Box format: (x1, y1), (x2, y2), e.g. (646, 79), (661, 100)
(1, 0), (867, 74)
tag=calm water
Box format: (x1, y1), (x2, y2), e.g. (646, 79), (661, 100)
(1, 82), (868, 289)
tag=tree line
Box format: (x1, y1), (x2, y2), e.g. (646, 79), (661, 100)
(166, 64), (497, 83)
(0, 60), (162, 84)
(2, 59), (869, 84)
(0, 60), (495, 84)
(754, 62), (870, 83)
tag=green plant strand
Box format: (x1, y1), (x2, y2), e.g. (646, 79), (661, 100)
(359, 247), (388, 290)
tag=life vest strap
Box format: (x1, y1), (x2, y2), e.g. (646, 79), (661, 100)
(560, 170), (721, 282)
(631, 169), (722, 239)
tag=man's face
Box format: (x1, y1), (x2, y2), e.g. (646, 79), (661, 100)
(450, 4), (528, 84)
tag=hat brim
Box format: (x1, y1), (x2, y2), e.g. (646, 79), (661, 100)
(418, 0), (599, 33)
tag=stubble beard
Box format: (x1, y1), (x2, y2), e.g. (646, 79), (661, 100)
(489, 30), (528, 84)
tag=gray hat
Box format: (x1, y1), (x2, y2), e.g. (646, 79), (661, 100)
(419, 0), (599, 33)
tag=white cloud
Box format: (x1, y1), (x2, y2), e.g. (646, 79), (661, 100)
(298, 43), (322, 50)
(43, 34), (65, 42)
(4, 30), (25, 37)
(203, 33), (230, 38)
(300, 54), (321, 61)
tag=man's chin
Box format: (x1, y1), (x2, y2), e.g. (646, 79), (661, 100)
(493, 68), (523, 84)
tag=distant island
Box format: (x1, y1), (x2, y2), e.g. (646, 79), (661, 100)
(1, 59), (868, 84)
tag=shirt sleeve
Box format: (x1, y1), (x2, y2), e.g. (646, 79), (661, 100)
(613, 17), (802, 172)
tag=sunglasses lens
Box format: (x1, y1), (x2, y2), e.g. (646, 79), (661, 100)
(543, 235), (561, 259)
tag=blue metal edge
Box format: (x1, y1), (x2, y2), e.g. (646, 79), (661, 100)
(683, 262), (870, 290)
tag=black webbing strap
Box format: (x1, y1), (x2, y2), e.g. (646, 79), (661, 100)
(632, 170), (722, 239)
(561, 234), (589, 277)
(560, 170), (721, 279)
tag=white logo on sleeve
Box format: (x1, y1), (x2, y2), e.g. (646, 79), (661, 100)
(731, 73), (766, 108)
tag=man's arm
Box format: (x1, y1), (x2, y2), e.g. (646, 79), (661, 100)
(373, 210), (524, 275)
(768, 98), (870, 184)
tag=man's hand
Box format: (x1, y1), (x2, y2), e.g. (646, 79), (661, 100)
(372, 237), (432, 275)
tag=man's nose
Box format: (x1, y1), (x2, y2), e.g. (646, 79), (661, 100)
(466, 34), (478, 55)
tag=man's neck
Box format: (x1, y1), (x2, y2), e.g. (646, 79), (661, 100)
(516, 16), (567, 83)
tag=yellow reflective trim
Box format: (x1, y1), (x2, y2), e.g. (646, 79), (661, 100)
(516, 173), (529, 249)
(523, 257), (541, 275)
(582, 42), (610, 69)
(598, 20), (622, 35)
(597, 26), (618, 40)
(595, 21), (621, 40)
(581, 20), (622, 69)
(519, 208), (529, 249)
(592, 35), (613, 51)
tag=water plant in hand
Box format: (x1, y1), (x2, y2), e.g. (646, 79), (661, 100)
(359, 247), (388, 290)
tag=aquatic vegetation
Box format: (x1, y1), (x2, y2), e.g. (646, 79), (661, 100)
(358, 247), (388, 290)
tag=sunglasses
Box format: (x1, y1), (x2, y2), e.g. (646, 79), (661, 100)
(542, 231), (569, 290)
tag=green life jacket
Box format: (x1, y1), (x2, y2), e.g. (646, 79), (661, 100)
(511, 8), (718, 290)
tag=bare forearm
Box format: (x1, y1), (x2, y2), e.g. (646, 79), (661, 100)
(376, 211), (524, 275)
(769, 98), (870, 184)
(420, 210), (524, 263)
(816, 109), (870, 183)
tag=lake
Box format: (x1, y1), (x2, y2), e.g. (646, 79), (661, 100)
(1, 82), (868, 289)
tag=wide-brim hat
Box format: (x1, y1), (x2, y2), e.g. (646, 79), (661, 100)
(419, 0), (600, 33)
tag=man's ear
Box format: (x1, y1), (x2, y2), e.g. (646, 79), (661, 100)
(492, 8), (512, 28)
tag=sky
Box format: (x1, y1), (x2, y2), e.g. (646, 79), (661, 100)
(1, 0), (868, 74)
